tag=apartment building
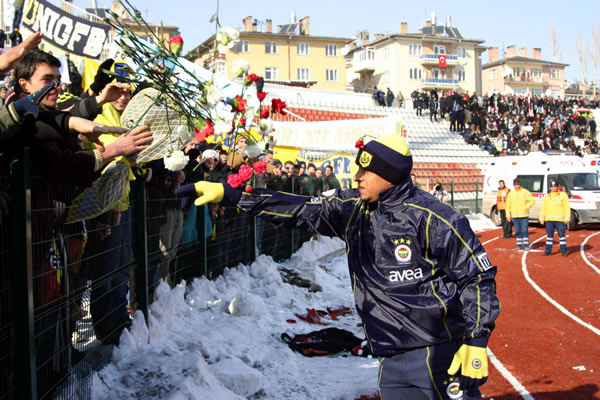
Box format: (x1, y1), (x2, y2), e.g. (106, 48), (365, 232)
(482, 46), (569, 98)
(346, 15), (486, 97)
(187, 13), (350, 91)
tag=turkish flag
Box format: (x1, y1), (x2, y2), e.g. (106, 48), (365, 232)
(438, 54), (447, 68)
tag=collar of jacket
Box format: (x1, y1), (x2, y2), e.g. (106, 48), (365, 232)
(373, 178), (414, 208)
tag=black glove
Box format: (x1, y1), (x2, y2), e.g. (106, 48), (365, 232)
(89, 58), (115, 94)
(13, 81), (60, 118)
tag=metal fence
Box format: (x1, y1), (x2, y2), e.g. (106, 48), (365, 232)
(0, 149), (305, 400)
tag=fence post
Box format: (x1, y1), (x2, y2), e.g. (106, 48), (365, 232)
(450, 181), (454, 208)
(287, 177), (296, 258)
(10, 149), (37, 400)
(133, 178), (149, 321)
(197, 204), (207, 277)
(475, 182), (479, 214)
(250, 216), (257, 262)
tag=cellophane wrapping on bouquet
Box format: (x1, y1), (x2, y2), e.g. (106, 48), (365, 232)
(65, 88), (194, 223)
(120, 87), (193, 165)
(65, 161), (130, 224)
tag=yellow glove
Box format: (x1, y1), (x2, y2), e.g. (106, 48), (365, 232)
(447, 344), (488, 390)
(193, 181), (224, 206)
(175, 182), (224, 207)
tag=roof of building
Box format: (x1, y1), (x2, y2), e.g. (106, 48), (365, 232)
(483, 56), (569, 69)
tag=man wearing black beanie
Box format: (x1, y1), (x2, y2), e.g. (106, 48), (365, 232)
(177, 132), (500, 400)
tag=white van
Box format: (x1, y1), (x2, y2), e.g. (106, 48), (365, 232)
(483, 153), (600, 230)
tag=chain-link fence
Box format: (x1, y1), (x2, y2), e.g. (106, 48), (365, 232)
(0, 149), (307, 400)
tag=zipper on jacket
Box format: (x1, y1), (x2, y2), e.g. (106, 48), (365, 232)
(374, 203), (384, 261)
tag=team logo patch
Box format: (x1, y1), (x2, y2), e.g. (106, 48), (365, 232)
(359, 151), (373, 167)
(310, 197), (322, 204)
(476, 252), (493, 271)
(472, 358), (482, 369)
(446, 381), (463, 399)
(394, 244), (412, 263)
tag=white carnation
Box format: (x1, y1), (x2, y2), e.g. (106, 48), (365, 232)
(258, 119), (272, 134)
(164, 150), (189, 172)
(216, 27), (239, 48)
(175, 125), (194, 143)
(214, 119), (233, 135)
(204, 84), (222, 107)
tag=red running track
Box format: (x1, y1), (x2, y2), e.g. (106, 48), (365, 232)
(354, 225), (600, 400)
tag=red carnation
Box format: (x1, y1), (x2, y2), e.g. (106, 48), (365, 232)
(253, 161), (267, 175)
(229, 95), (247, 113)
(239, 117), (247, 126)
(239, 164), (254, 181)
(245, 185), (253, 193)
(227, 174), (243, 188)
(195, 120), (214, 142)
(271, 98), (287, 115)
(246, 73), (260, 82)
(260, 108), (270, 119)
(257, 91), (267, 102)
(355, 139), (365, 150)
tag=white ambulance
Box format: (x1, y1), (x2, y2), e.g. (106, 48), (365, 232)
(482, 153), (600, 230)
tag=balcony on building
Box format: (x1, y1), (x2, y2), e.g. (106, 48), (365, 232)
(420, 54), (458, 66)
(504, 74), (543, 86)
(353, 48), (376, 72)
(421, 78), (459, 88)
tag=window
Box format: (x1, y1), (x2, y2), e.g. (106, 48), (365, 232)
(410, 68), (422, 80)
(297, 43), (309, 55)
(434, 45), (446, 55)
(531, 68), (542, 78)
(214, 61), (226, 77)
(297, 68), (310, 81)
(516, 175), (544, 193)
(433, 69), (447, 80)
(379, 47), (390, 60)
(456, 70), (466, 81)
(326, 69), (338, 82)
(265, 67), (278, 80)
(326, 44), (337, 56)
(236, 40), (249, 53)
(531, 88), (543, 96)
(550, 69), (560, 79)
(490, 69), (497, 79)
(265, 41), (277, 54)
(457, 47), (466, 58)
(409, 44), (422, 56)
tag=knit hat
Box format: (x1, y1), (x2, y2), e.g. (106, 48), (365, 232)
(355, 133), (413, 184)
(201, 149), (218, 164)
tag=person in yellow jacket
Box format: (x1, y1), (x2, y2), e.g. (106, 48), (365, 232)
(496, 180), (512, 238)
(506, 178), (535, 250)
(540, 180), (571, 256)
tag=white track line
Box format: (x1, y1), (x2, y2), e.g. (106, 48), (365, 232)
(487, 348), (534, 400)
(482, 235), (532, 400)
(580, 231), (600, 274)
(523, 235), (600, 336)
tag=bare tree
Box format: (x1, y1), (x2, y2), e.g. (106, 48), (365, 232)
(550, 25), (561, 62)
(577, 33), (589, 98)
(591, 28), (600, 98)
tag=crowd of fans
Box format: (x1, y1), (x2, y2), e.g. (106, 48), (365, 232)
(0, 35), (347, 397)
(406, 88), (599, 156)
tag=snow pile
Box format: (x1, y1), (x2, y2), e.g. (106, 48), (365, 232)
(92, 236), (379, 400)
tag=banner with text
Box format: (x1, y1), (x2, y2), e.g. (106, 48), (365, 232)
(272, 116), (403, 152)
(297, 153), (358, 189)
(22, 0), (109, 59)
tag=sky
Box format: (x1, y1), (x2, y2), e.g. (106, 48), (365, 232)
(73, 0), (600, 84)
(90, 215), (498, 400)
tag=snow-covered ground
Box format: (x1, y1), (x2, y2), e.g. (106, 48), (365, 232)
(91, 214), (498, 400)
